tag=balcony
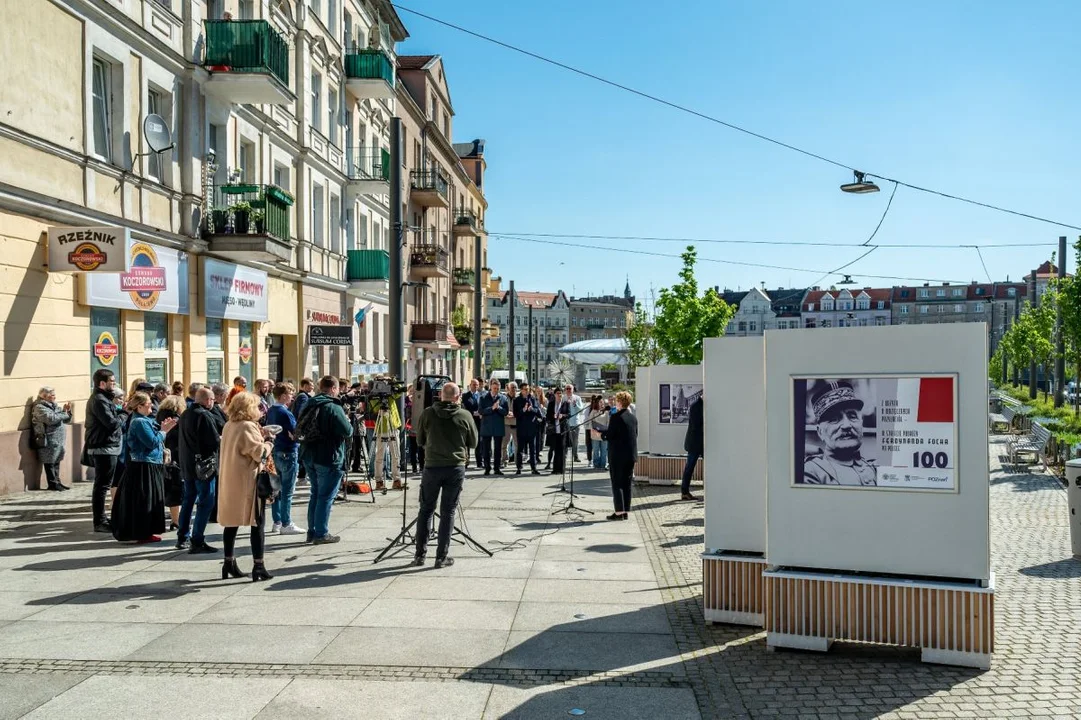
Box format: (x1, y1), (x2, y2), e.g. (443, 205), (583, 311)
(346, 249), (390, 297)
(409, 170), (449, 208)
(345, 147), (391, 198)
(203, 183), (294, 262)
(411, 321), (453, 346)
(202, 20), (293, 105)
(452, 268), (475, 293)
(453, 324), (473, 346)
(409, 244), (450, 279)
(453, 209), (480, 237)
(344, 47), (395, 100)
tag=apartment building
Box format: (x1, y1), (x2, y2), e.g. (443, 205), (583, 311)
(485, 288), (572, 372)
(891, 281), (1026, 353)
(721, 287), (807, 336)
(802, 288), (891, 328)
(0, 0), (488, 494)
(569, 286), (634, 343)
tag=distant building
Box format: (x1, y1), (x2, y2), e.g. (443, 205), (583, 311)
(890, 281), (1027, 354)
(569, 283), (634, 344)
(721, 287), (808, 336)
(803, 288), (891, 328)
(485, 287), (571, 369)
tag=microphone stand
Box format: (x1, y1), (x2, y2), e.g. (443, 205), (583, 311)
(552, 403), (593, 516)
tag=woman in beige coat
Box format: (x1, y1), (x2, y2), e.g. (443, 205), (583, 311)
(218, 392), (274, 581)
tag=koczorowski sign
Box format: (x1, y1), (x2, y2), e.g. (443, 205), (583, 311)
(48, 226), (130, 273)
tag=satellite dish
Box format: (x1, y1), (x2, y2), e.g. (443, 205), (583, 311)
(143, 114), (173, 153)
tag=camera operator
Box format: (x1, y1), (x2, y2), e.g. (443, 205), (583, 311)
(367, 375), (406, 491)
(412, 382), (478, 568)
(341, 382), (365, 475)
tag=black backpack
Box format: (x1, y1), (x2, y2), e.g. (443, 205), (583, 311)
(295, 403), (323, 444)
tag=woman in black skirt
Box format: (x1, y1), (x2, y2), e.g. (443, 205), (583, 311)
(156, 396), (185, 531)
(112, 392), (177, 544)
(603, 391), (638, 521)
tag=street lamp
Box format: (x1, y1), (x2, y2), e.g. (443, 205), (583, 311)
(840, 170), (880, 194)
(838, 274), (857, 285)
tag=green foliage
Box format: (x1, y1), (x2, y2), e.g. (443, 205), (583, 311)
(653, 246), (736, 365)
(626, 302), (664, 368)
(489, 347), (507, 371)
(451, 305), (469, 327)
(515, 361), (527, 371)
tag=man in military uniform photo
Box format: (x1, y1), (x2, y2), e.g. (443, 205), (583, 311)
(802, 380), (877, 486)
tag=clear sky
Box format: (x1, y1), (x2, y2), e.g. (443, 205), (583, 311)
(396, 0), (1081, 306)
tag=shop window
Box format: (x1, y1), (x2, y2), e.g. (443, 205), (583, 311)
(206, 318), (224, 385)
(143, 312), (170, 384)
(90, 308), (122, 382)
(238, 321), (254, 385)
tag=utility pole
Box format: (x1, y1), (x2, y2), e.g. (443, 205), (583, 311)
(508, 281), (516, 386)
(473, 237), (482, 382)
(1055, 236), (1067, 407)
(389, 118), (403, 406)
(1001, 302), (1009, 385)
(1029, 267), (1038, 400)
(527, 304), (533, 386)
(1013, 291), (1021, 386)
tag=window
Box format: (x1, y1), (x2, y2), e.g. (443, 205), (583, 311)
(273, 163), (289, 191)
(821, 297), (833, 310)
(430, 93), (437, 120)
(953, 304), (964, 313)
(442, 112), (449, 138)
(737, 321), (747, 333)
(345, 206), (355, 250)
(90, 307), (122, 381)
(918, 289), (930, 298)
(952, 288), (964, 297)
(919, 305), (930, 314)
(310, 0), (321, 18)
(311, 183), (325, 247)
(359, 213), (369, 249)
(239, 139), (256, 183)
(328, 0), (337, 35)
(806, 303), (814, 312)
(974, 303), (984, 313)
(91, 57), (113, 161)
(877, 301), (885, 309)
(859, 318), (869, 327)
(238, 321), (254, 385)
(311, 72), (322, 133)
(899, 304), (910, 314)
(238, 0), (254, 19)
(206, 318), (224, 384)
(143, 313), (170, 384)
(856, 298), (869, 310)
(935, 289), (946, 297)
(875, 317), (886, 326)
(1007, 288), (1017, 297)
(147, 88), (165, 181)
(329, 194), (341, 254)
(748, 322), (757, 332)
(821, 320), (832, 328)
(328, 88), (338, 146)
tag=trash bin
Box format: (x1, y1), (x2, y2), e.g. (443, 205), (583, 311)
(1065, 459), (1081, 558)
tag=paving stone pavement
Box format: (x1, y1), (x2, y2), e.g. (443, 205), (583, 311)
(634, 439), (1081, 719)
(0, 439), (1077, 718)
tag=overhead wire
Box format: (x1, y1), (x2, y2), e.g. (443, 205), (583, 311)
(486, 232), (1058, 250)
(391, 3), (1081, 232)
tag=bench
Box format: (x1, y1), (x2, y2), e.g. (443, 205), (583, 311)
(988, 403), (1019, 435)
(1007, 422), (1052, 468)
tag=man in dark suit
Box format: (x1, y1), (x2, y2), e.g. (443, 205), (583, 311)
(177, 387), (222, 553)
(460, 379), (482, 468)
(545, 388), (570, 475)
(513, 384), (543, 475)
(681, 396), (703, 501)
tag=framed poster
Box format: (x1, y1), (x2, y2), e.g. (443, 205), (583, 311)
(792, 376), (957, 492)
(659, 382), (703, 424)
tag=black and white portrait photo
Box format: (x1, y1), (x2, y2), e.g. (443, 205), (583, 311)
(659, 383), (703, 424)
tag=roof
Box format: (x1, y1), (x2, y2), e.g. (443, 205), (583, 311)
(805, 288), (892, 310)
(396, 55), (436, 70)
(967, 284), (994, 300)
(721, 291), (748, 307)
(503, 291), (557, 309)
(453, 140), (485, 158)
(767, 287), (809, 317)
(994, 283), (1027, 300)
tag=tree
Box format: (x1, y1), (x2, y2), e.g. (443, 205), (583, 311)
(490, 347), (507, 371)
(515, 361), (527, 372)
(1052, 240), (1081, 411)
(1002, 300), (1055, 401)
(653, 246), (736, 365)
(626, 302), (664, 368)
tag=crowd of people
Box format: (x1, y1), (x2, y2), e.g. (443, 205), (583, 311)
(27, 370), (709, 576)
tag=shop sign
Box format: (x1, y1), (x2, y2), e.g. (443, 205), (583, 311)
(202, 258), (269, 322)
(82, 239), (190, 315)
(307, 325), (353, 346)
(306, 309), (342, 325)
(792, 375), (957, 492)
(48, 226), (130, 273)
(93, 331), (119, 365)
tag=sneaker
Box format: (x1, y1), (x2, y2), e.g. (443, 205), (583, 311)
(434, 556), (454, 568)
(189, 542), (219, 555)
(392, 480), (402, 490)
(175, 539), (190, 550)
(278, 523), (306, 536)
(269, 522), (282, 534)
(313, 534), (341, 545)
(681, 493), (702, 502)
(411, 556), (426, 566)
(137, 535), (162, 544)
(93, 522), (112, 533)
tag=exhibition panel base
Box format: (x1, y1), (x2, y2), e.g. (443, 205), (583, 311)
(702, 553), (767, 627)
(762, 569), (994, 669)
(637, 454), (702, 485)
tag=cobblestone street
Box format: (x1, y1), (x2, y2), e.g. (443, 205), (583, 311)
(0, 439), (1077, 718)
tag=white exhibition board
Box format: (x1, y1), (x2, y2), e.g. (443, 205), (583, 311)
(764, 324), (990, 582)
(703, 337), (766, 554)
(635, 364), (703, 455)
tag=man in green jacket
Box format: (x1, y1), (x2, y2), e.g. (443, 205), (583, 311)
(298, 375), (353, 544)
(412, 382), (478, 568)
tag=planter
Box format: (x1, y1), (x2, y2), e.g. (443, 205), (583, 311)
(211, 209), (229, 234)
(233, 209), (251, 234)
(254, 218), (266, 234)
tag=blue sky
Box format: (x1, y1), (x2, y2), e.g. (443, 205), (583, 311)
(397, 0), (1080, 306)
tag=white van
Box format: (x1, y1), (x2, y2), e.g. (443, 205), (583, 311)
(488, 370), (529, 388)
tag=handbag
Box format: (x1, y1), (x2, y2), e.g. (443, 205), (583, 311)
(256, 469), (280, 501)
(194, 453), (217, 482)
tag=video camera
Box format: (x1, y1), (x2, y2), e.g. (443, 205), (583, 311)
(370, 375), (408, 399)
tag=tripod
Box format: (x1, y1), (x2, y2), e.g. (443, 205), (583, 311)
(552, 422), (593, 516)
(338, 419), (375, 504)
(373, 472), (492, 563)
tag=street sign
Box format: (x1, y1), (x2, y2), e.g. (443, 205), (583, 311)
(308, 324), (353, 346)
